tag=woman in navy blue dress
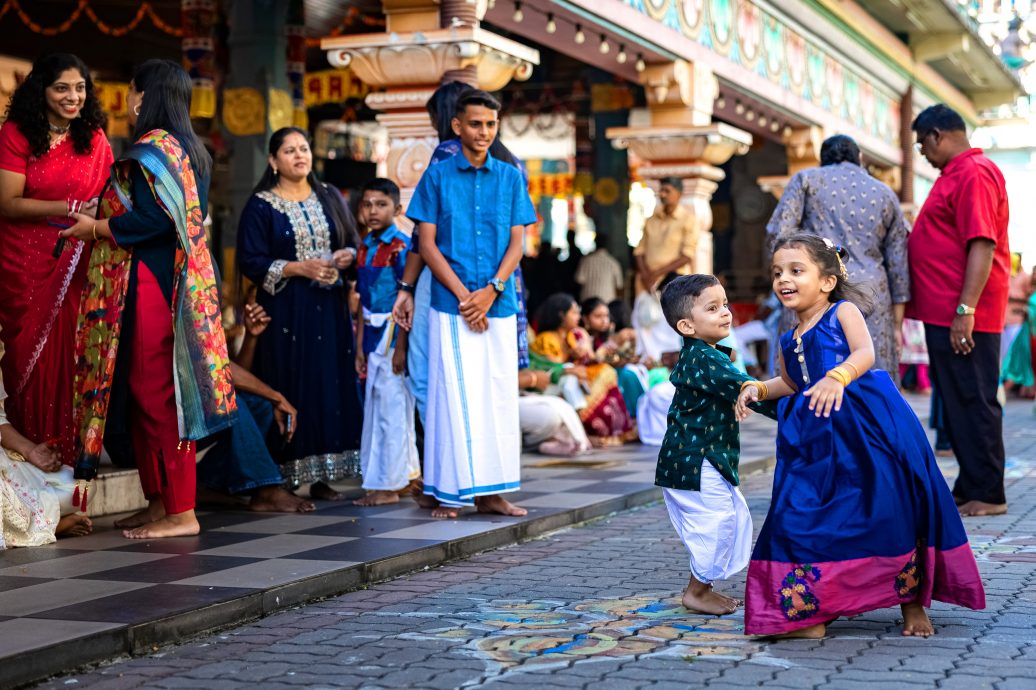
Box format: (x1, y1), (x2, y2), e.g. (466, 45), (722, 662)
(736, 234), (985, 639)
(237, 127), (361, 500)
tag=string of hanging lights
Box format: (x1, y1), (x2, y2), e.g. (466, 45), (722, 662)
(507, 1), (646, 72)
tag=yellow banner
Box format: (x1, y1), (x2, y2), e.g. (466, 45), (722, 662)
(94, 81), (129, 118)
(304, 69), (369, 107)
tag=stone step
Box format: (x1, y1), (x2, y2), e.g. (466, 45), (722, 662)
(86, 465), (147, 518)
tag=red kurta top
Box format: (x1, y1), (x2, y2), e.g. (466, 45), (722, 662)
(0, 123), (113, 463)
(906, 148), (1010, 333)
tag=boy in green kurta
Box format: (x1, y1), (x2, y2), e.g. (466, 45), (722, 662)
(658, 275), (777, 615)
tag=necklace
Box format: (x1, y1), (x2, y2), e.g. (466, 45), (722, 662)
(794, 304), (830, 340)
(48, 121), (70, 134)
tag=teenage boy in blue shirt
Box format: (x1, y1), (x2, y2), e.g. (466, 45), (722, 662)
(406, 90), (536, 519)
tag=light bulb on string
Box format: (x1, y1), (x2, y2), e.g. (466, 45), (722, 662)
(599, 35), (610, 54)
(513, 1), (523, 22)
(635, 53), (646, 72)
(617, 45), (628, 64)
(545, 13), (557, 34)
(575, 24), (586, 44)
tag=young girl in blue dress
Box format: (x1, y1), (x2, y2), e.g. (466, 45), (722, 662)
(736, 233), (985, 639)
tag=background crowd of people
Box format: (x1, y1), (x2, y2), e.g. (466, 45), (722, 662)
(0, 52), (1018, 551)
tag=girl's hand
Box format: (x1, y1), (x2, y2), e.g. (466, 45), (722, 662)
(735, 386), (759, 421)
(243, 302), (271, 337)
(803, 378), (844, 417)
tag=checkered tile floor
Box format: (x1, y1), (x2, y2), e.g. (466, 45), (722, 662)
(0, 394), (931, 669)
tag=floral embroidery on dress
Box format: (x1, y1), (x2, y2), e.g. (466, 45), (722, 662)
(779, 564), (821, 621)
(256, 191), (332, 261)
(895, 550), (921, 598)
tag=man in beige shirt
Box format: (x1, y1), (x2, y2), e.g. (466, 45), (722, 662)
(634, 177), (698, 292)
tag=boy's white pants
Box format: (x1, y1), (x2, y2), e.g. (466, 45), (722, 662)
(360, 341), (420, 491)
(663, 462), (752, 585)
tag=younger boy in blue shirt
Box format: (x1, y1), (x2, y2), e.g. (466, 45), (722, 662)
(354, 178), (419, 506)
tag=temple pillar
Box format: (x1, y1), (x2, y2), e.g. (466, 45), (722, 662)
(221, 0), (292, 279)
(321, 0), (538, 208)
(606, 60), (751, 275)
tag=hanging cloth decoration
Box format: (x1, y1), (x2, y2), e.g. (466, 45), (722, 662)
(286, 0), (307, 129)
(181, 0), (217, 119)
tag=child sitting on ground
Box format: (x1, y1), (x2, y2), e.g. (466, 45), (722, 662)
(656, 274), (777, 615)
(353, 178), (420, 506)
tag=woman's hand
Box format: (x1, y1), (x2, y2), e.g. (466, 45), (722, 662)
(59, 213), (100, 242)
(243, 302), (271, 337)
(291, 258), (336, 285)
(392, 291), (414, 331)
(26, 442), (62, 473)
(735, 386), (759, 421)
(332, 248), (356, 270)
(81, 197), (99, 218)
(803, 378), (844, 417)
(567, 364), (589, 384)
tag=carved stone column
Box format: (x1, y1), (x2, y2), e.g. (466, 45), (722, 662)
(606, 59), (751, 275)
(322, 1), (538, 208)
(756, 126), (823, 200)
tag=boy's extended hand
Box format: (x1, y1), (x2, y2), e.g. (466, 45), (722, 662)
(355, 351), (367, 377)
(273, 396), (297, 442)
(243, 302), (271, 337)
(392, 291), (414, 331)
(392, 344), (407, 375)
(803, 378), (844, 417)
(735, 386), (759, 422)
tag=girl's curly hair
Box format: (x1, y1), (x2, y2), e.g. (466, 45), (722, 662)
(4, 53), (107, 159)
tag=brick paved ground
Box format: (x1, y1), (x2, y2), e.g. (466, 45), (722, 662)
(34, 400), (1036, 690)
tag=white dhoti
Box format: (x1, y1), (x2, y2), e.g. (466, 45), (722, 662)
(425, 309), (520, 506)
(360, 326), (420, 491)
(663, 463), (752, 584)
(637, 381), (675, 446)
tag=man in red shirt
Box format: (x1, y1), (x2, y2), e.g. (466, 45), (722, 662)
(908, 104), (1010, 517)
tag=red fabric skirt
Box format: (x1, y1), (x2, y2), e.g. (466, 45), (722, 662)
(127, 263), (195, 514)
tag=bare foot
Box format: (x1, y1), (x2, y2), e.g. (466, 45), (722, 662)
(769, 623), (827, 640)
(353, 490), (401, 506)
(714, 591), (742, 608)
(249, 487), (315, 513)
(309, 481), (345, 501)
(56, 514), (93, 538)
(123, 511), (201, 539)
(114, 499), (165, 529)
(901, 601), (934, 637)
(682, 586), (739, 615)
(476, 494), (528, 517)
(408, 480), (440, 509)
(959, 500), (1008, 517)
(431, 506), (461, 519)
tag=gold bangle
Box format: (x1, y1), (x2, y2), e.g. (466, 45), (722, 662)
(740, 380), (768, 401)
(91, 223), (98, 241)
(842, 361), (861, 380)
(826, 367), (851, 387)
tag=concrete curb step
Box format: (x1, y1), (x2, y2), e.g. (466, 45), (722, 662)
(7, 454), (775, 689)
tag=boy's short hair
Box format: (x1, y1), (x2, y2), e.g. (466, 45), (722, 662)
(361, 177), (401, 206)
(660, 274), (720, 331)
(455, 90), (501, 117)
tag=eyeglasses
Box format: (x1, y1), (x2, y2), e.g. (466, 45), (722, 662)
(914, 130), (936, 153)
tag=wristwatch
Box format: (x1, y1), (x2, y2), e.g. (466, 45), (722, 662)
(396, 280), (416, 295)
(956, 303), (976, 316)
(488, 277), (506, 294)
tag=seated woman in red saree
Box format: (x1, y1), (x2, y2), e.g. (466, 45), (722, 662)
(530, 293), (634, 446)
(0, 53), (113, 466)
(61, 60), (236, 539)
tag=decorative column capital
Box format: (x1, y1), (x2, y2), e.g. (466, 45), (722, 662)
(639, 60), (718, 127)
(322, 26), (539, 92)
(606, 123), (752, 167)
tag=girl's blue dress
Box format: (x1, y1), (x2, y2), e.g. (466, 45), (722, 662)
(745, 302), (985, 635)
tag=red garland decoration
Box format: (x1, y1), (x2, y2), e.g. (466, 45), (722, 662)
(0, 0), (183, 38)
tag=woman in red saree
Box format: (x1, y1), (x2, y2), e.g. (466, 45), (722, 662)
(0, 53), (113, 468)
